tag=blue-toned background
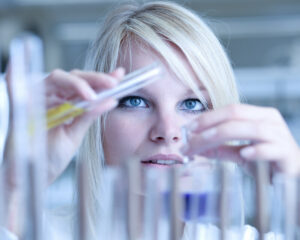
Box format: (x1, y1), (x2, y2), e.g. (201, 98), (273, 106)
(1, 0), (300, 215)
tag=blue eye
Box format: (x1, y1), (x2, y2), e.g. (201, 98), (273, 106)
(180, 99), (205, 113)
(118, 96), (148, 108)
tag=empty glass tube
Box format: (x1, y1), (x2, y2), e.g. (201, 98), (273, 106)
(8, 32), (46, 240)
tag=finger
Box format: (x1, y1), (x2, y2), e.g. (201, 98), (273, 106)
(85, 98), (118, 118)
(46, 95), (65, 108)
(183, 120), (279, 156)
(70, 68), (124, 91)
(182, 137), (245, 161)
(189, 104), (284, 133)
(192, 145), (245, 164)
(46, 69), (97, 101)
(64, 98), (118, 139)
(238, 143), (298, 174)
(240, 143), (284, 162)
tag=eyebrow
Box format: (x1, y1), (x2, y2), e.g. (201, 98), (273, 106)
(182, 88), (207, 96)
(133, 86), (207, 96)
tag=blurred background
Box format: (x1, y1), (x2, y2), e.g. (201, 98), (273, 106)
(1, 0), (300, 211)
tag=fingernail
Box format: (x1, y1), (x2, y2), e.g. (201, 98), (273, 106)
(240, 147), (255, 159)
(106, 75), (118, 85)
(110, 78), (118, 86)
(201, 128), (216, 139)
(115, 67), (125, 77)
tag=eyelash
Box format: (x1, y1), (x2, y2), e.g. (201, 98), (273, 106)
(118, 96), (206, 114)
(118, 96), (148, 108)
(179, 98), (206, 114)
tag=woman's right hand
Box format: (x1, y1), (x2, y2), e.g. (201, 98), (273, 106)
(45, 68), (124, 184)
(5, 67), (125, 189)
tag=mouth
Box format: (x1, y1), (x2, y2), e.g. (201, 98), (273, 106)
(141, 159), (182, 165)
(141, 154), (183, 167)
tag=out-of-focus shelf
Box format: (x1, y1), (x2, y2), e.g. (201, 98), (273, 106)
(235, 67), (300, 100)
(0, 0), (121, 8)
(2, 1), (300, 70)
(1, 0), (300, 19)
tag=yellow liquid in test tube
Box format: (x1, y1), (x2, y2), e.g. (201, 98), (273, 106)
(47, 63), (162, 130)
(47, 102), (85, 129)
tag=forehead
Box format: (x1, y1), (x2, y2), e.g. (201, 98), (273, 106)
(118, 40), (205, 90)
(119, 40), (160, 72)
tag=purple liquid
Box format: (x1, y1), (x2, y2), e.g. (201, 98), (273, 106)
(164, 192), (220, 223)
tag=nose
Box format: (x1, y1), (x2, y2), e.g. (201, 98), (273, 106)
(149, 112), (182, 144)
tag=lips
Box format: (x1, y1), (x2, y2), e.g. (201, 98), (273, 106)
(141, 154), (183, 166)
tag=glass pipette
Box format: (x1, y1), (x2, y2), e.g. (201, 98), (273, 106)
(47, 63), (162, 129)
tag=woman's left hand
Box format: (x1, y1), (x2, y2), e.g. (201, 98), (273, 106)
(182, 104), (300, 175)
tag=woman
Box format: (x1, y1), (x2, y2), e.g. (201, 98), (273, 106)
(3, 1), (300, 239)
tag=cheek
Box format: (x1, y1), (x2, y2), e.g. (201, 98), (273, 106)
(103, 112), (149, 165)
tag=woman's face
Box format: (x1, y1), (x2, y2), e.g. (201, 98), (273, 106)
(103, 44), (210, 167)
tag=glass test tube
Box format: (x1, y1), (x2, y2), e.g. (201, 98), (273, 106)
(112, 166), (128, 240)
(187, 167), (201, 240)
(127, 158), (142, 240)
(267, 169), (297, 240)
(0, 55), (9, 165)
(254, 161), (270, 240)
(9, 33), (46, 240)
(270, 173), (284, 238)
(76, 158), (89, 240)
(284, 174), (298, 240)
(143, 168), (160, 240)
(220, 162), (229, 240)
(98, 167), (118, 239)
(169, 167), (182, 240)
(47, 63), (162, 130)
(221, 163), (244, 240)
(9, 34), (32, 238)
(0, 78), (9, 162)
(0, 50), (7, 231)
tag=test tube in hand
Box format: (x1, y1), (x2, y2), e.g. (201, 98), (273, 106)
(47, 63), (162, 130)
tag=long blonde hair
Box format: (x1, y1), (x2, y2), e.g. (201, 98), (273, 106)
(77, 1), (240, 238)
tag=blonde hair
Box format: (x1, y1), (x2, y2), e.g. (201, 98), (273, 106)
(78, 1), (240, 238)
